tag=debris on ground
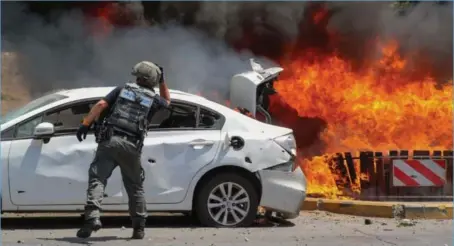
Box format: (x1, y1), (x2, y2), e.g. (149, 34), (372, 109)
(397, 219), (417, 227)
(364, 219), (372, 225)
(392, 205), (405, 219)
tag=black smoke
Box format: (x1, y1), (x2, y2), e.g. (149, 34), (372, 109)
(1, 1), (276, 99)
(323, 1), (453, 82)
(2, 1), (452, 99)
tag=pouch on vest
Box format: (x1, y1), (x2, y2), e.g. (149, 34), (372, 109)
(106, 83), (156, 137)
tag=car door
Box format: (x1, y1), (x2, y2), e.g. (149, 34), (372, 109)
(1, 126), (16, 211)
(141, 101), (224, 204)
(8, 100), (126, 206)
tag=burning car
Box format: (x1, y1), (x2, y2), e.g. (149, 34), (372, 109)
(0, 63), (306, 227)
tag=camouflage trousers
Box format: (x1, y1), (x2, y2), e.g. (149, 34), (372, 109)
(84, 136), (147, 228)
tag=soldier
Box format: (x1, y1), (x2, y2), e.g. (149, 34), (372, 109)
(75, 61), (171, 239)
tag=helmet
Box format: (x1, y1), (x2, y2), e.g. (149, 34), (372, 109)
(131, 61), (162, 88)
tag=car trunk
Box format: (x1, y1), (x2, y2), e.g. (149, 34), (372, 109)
(229, 59), (283, 124)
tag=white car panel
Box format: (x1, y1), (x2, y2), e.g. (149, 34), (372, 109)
(141, 130), (221, 204)
(8, 134), (126, 206)
(1, 140), (13, 210)
(216, 131), (292, 172)
(258, 166), (307, 219)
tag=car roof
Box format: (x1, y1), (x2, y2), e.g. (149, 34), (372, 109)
(1, 86), (293, 138)
(54, 86), (233, 115)
(56, 86), (205, 103)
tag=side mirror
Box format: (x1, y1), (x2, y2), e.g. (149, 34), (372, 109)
(33, 122), (55, 143)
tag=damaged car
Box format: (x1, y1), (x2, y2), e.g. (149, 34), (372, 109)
(0, 61), (307, 227)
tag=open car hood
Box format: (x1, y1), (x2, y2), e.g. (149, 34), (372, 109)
(230, 59), (283, 117)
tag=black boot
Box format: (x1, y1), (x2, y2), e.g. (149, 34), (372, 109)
(77, 218), (102, 239)
(131, 227), (145, 239)
(131, 220), (146, 239)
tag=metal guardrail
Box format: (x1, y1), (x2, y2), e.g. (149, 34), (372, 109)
(326, 150), (453, 201)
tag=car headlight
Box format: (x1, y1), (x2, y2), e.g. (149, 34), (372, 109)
(273, 133), (297, 157)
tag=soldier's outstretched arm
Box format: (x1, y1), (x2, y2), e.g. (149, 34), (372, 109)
(82, 100), (109, 126)
(157, 65), (170, 106)
(77, 99), (110, 142)
(82, 87), (122, 126)
(159, 82), (170, 106)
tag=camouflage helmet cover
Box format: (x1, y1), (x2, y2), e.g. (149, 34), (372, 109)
(131, 61), (162, 88)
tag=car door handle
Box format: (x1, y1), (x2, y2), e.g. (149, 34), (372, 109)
(188, 140), (215, 146)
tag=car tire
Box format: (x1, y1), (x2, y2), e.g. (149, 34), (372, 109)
(195, 173), (259, 228)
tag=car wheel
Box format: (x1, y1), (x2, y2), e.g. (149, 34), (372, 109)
(195, 173), (259, 227)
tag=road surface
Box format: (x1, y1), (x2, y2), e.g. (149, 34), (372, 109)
(2, 211), (452, 246)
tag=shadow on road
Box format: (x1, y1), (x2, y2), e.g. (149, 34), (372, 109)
(38, 236), (126, 245)
(2, 214), (295, 230)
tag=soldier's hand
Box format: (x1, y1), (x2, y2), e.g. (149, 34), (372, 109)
(157, 65), (164, 84)
(76, 124), (90, 142)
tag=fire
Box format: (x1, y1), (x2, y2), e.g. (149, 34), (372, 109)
(301, 155), (344, 199)
(312, 6), (329, 25)
(360, 172), (370, 182)
(85, 2), (143, 38)
(82, 2), (452, 199)
(274, 41), (453, 198)
(86, 3), (115, 38)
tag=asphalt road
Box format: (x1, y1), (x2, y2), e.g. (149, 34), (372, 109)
(2, 211), (453, 246)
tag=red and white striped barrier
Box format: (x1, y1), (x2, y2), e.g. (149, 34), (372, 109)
(392, 159), (446, 187)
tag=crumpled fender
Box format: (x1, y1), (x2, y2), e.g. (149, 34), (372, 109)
(213, 130), (292, 172)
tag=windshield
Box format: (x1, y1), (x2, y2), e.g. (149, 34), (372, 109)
(1, 93), (68, 124)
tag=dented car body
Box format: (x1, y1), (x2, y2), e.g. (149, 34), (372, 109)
(0, 62), (306, 227)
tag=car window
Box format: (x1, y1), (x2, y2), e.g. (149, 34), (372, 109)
(198, 108), (221, 129)
(149, 103), (197, 129)
(1, 93), (67, 125)
(15, 115), (44, 139)
(149, 108), (171, 127)
(42, 101), (96, 133)
(1, 127), (15, 140)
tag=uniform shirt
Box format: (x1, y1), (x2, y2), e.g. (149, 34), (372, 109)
(100, 85), (169, 123)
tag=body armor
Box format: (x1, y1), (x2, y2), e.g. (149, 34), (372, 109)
(96, 83), (156, 150)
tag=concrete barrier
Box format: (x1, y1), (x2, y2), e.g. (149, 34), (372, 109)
(301, 198), (453, 219)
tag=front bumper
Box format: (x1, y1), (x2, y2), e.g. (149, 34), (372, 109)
(257, 166), (307, 219)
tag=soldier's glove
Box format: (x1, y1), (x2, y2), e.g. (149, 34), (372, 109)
(157, 65), (164, 84)
(76, 124), (90, 142)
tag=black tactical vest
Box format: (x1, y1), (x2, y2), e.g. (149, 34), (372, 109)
(105, 83), (156, 137)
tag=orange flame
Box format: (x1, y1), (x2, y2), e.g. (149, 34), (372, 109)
(86, 3), (115, 38)
(274, 41), (453, 198)
(313, 7), (328, 25)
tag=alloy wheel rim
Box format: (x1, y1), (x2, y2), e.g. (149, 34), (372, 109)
(207, 182), (251, 226)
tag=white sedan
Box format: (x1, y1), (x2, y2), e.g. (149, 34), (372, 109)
(0, 62), (307, 227)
